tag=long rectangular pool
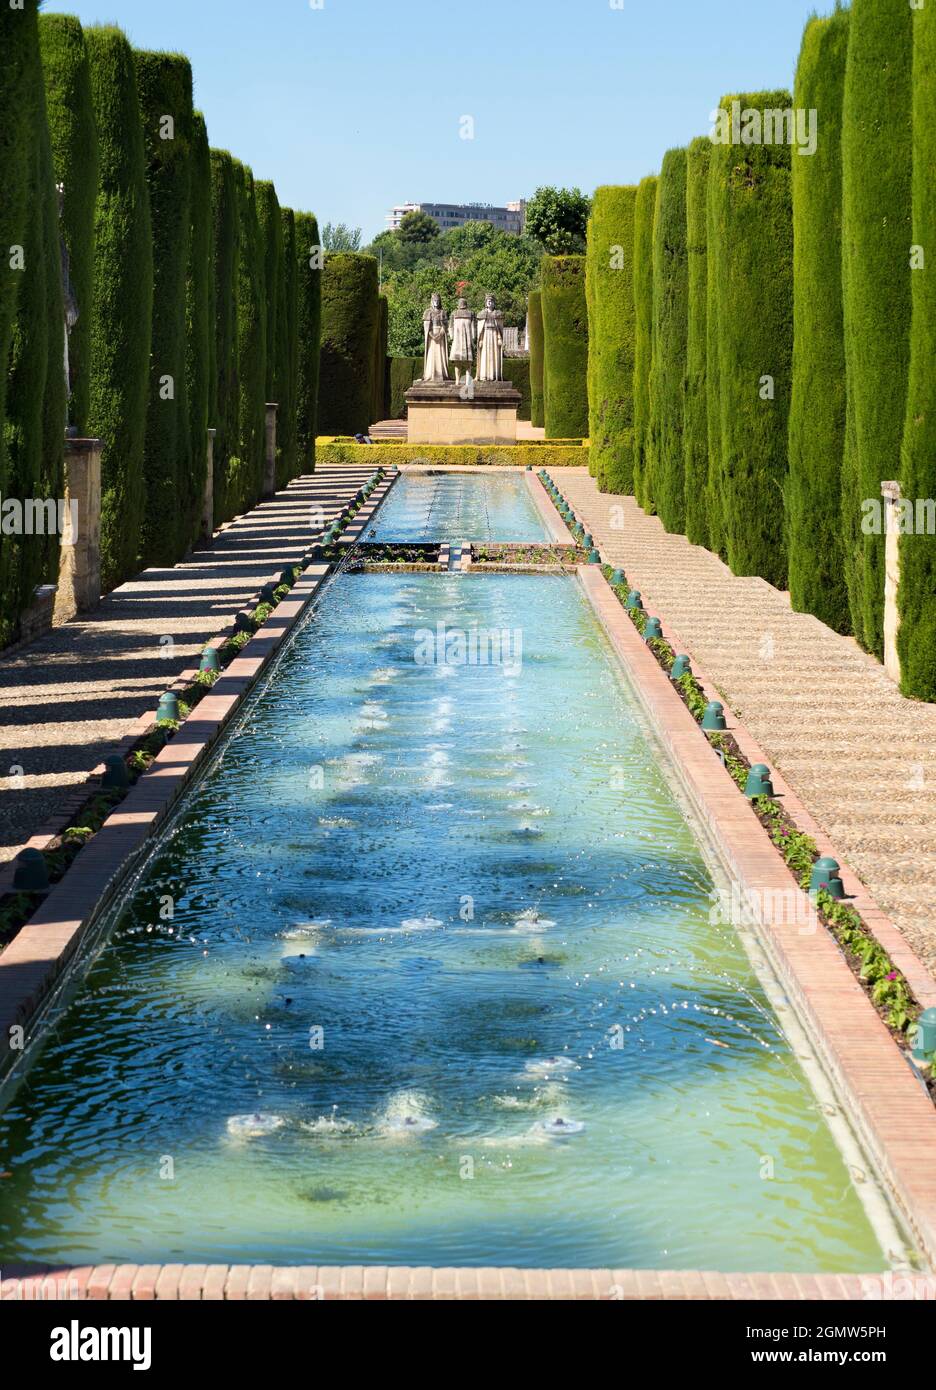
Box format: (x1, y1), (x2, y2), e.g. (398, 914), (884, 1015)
(0, 570), (901, 1270)
(366, 469), (551, 543)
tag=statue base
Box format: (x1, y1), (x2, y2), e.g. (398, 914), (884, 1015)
(404, 381), (522, 445)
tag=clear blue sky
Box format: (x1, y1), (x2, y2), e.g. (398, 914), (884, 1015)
(48, 0), (822, 241)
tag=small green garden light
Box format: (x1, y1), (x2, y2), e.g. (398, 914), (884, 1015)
(808, 856), (846, 899)
(701, 701), (727, 731)
(911, 1008), (936, 1061)
(587, 548), (601, 564)
(200, 648), (221, 673)
(234, 611), (253, 633)
(102, 753), (130, 789)
(610, 569), (625, 587)
(670, 655), (691, 680)
(582, 533), (594, 549)
(625, 590), (643, 610)
(157, 692), (180, 723)
(278, 567), (295, 586)
(744, 763), (775, 799)
(13, 848), (50, 893)
(260, 583), (277, 604)
(644, 617), (663, 641)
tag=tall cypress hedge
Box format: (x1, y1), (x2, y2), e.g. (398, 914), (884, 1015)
(135, 50), (192, 568)
(209, 148), (239, 524)
(586, 185), (637, 493)
(708, 91), (793, 588)
(234, 160), (267, 513)
(527, 290), (544, 428)
(898, 3), (936, 700)
(277, 207), (299, 486)
(684, 137), (711, 549)
(705, 147), (725, 558)
(186, 111), (212, 543)
(294, 211), (322, 466)
(85, 25), (153, 590)
(373, 293), (389, 424)
(318, 252), (378, 437)
(256, 180), (282, 492)
(0, 2), (36, 495)
(540, 255), (589, 439)
(649, 148), (689, 531)
(1, 18), (65, 647)
(389, 356), (422, 419)
(632, 175), (657, 509)
(787, 11), (850, 632)
(38, 13), (98, 437)
(841, 0), (913, 658)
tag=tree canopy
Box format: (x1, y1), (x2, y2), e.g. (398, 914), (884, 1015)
(525, 186), (592, 254)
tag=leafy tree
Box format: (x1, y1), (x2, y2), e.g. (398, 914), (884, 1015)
(321, 221), (361, 251)
(398, 208), (440, 244)
(525, 186), (591, 255)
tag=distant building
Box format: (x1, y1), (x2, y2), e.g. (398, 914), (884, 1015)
(386, 200), (526, 236)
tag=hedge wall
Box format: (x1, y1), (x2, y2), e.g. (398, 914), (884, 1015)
(787, 11), (850, 632)
(294, 211), (322, 466)
(649, 149), (689, 531)
(0, 3), (36, 495)
(209, 148), (238, 525)
(318, 252), (379, 437)
(632, 176), (657, 509)
(704, 147), (725, 558)
(540, 255), (589, 439)
(898, 3), (936, 700)
(684, 137), (711, 548)
(256, 180), (283, 493)
(708, 91), (793, 588)
(502, 358), (531, 420)
(586, 185), (637, 493)
(528, 290), (545, 428)
(234, 161), (267, 514)
(373, 294), (389, 424)
(319, 441), (589, 469)
(135, 50), (193, 568)
(390, 356), (421, 418)
(186, 110), (212, 542)
(276, 207), (299, 485)
(38, 13), (98, 438)
(841, 0), (913, 658)
(85, 25), (153, 591)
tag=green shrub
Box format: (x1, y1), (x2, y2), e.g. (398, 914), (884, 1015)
(389, 356), (421, 418)
(527, 290), (545, 428)
(540, 255), (588, 439)
(186, 110), (212, 542)
(632, 176), (657, 510)
(276, 207), (299, 485)
(234, 161), (267, 513)
(708, 91), (793, 588)
(787, 11), (850, 632)
(85, 25), (154, 590)
(256, 180), (283, 491)
(502, 358), (531, 421)
(898, 2), (936, 700)
(38, 13), (98, 437)
(373, 294), (389, 424)
(209, 148), (238, 524)
(318, 442), (588, 469)
(135, 50), (193, 567)
(318, 252), (379, 436)
(649, 149), (689, 531)
(294, 211), (322, 466)
(586, 186), (637, 493)
(684, 137), (711, 548)
(841, 0), (913, 657)
(704, 150), (724, 558)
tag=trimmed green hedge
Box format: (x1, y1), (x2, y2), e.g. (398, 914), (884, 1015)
(390, 356), (421, 418)
(209, 148), (238, 525)
(294, 211), (322, 468)
(276, 207), (299, 485)
(649, 149), (688, 531)
(318, 441), (588, 469)
(586, 185), (637, 493)
(256, 180), (283, 491)
(186, 110), (212, 541)
(787, 11), (850, 632)
(85, 25), (153, 590)
(898, 3), (936, 699)
(540, 255), (589, 439)
(38, 13), (98, 438)
(318, 252), (379, 436)
(632, 176), (657, 510)
(528, 291), (544, 428)
(234, 161), (266, 514)
(708, 91), (793, 588)
(502, 358), (531, 421)
(684, 137), (711, 548)
(373, 294), (389, 424)
(841, 0), (913, 658)
(135, 50), (193, 568)
(704, 148), (725, 558)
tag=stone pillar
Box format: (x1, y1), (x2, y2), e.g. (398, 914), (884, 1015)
(882, 480), (902, 686)
(54, 436), (101, 624)
(264, 403), (278, 499)
(202, 428), (216, 541)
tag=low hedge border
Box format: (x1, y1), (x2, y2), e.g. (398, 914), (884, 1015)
(317, 441), (588, 469)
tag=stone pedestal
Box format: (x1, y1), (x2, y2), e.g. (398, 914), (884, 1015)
(404, 381), (522, 445)
(202, 428), (216, 541)
(882, 480), (902, 686)
(54, 436), (101, 624)
(264, 403), (278, 498)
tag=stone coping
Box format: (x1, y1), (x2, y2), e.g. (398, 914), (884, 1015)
(576, 564), (936, 1270)
(0, 475), (397, 1078)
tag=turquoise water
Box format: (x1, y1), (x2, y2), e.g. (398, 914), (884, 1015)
(367, 470), (550, 543)
(0, 573), (887, 1270)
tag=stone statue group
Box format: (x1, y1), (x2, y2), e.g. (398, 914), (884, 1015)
(422, 292), (504, 385)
